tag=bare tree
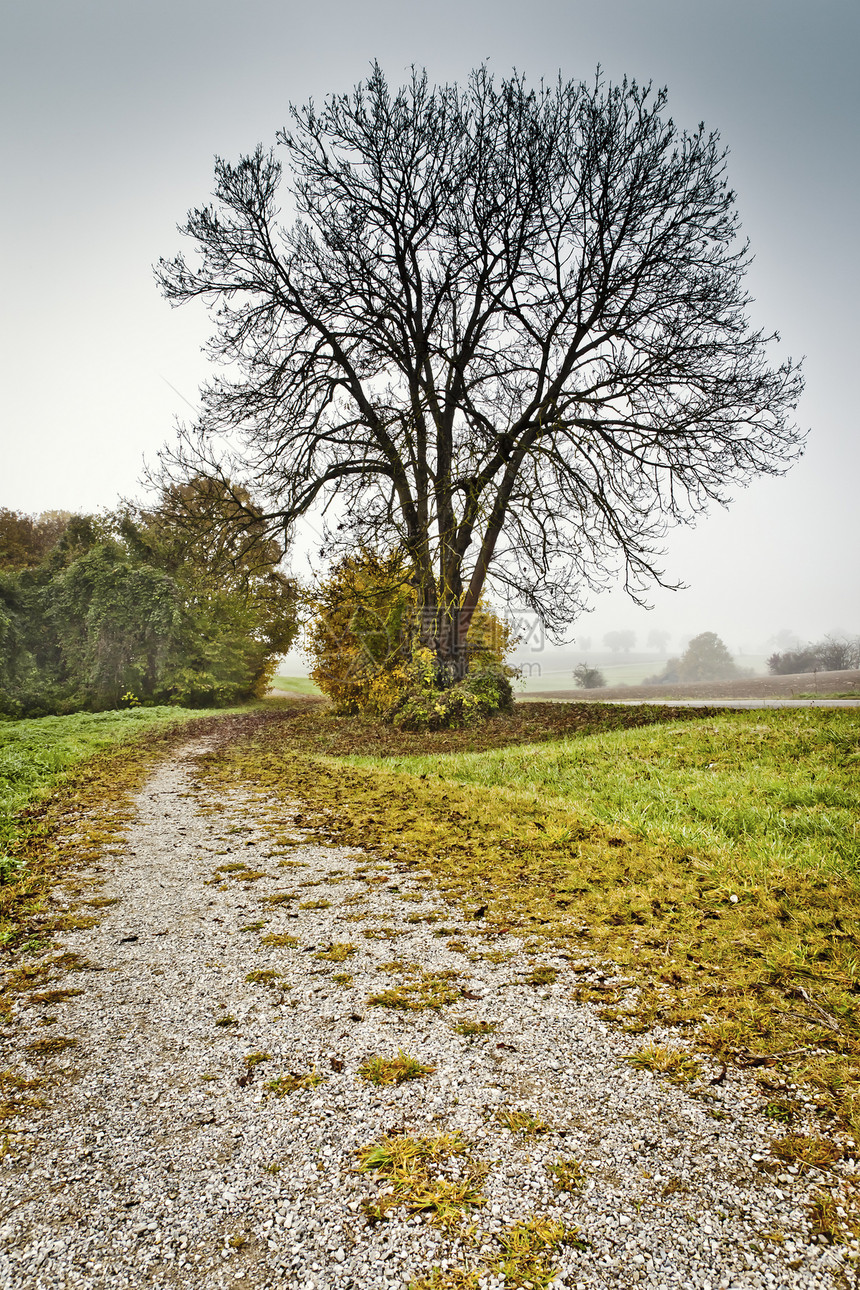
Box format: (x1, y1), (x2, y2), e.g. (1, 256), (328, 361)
(156, 64), (804, 679)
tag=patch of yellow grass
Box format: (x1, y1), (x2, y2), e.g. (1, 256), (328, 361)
(358, 1050), (436, 1086)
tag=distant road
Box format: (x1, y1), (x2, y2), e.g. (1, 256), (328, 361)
(520, 701), (860, 712)
(518, 667), (860, 708)
(520, 693), (860, 709)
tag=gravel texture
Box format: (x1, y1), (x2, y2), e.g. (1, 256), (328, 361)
(0, 739), (854, 1289)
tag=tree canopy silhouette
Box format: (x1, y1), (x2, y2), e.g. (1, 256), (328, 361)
(156, 63), (803, 677)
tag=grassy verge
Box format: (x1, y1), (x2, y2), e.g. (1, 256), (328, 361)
(0, 707), (225, 955)
(793, 692), (860, 700)
(0, 707), (212, 862)
(345, 709), (860, 879)
(270, 675), (322, 696)
(198, 704), (860, 1143)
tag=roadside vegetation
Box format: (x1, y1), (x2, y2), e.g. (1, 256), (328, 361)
(197, 701), (860, 1146)
(0, 708), (206, 834)
(0, 706), (220, 952)
(4, 692), (860, 1154)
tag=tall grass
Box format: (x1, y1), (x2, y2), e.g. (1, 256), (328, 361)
(344, 710), (860, 881)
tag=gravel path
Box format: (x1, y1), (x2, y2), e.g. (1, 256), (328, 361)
(0, 740), (853, 1289)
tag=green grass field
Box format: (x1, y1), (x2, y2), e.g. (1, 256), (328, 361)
(0, 705), (227, 952)
(270, 674), (323, 696)
(345, 709), (860, 879)
(0, 707), (213, 852)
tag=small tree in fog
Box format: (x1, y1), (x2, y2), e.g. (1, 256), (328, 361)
(657, 631), (740, 683)
(603, 629), (636, 654)
(646, 628), (671, 654)
(573, 661), (606, 689)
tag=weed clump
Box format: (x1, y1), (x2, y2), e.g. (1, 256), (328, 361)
(259, 932), (298, 948)
(494, 1108), (550, 1137)
(408, 1271), (479, 1290)
(0, 1069), (45, 1124)
(453, 1019), (499, 1038)
(25, 1035), (77, 1057)
(806, 1189), (859, 1243)
(368, 970), (462, 1012)
(490, 1216), (585, 1287)
(28, 988), (83, 1006)
(243, 1051), (271, 1068)
(314, 942), (355, 962)
(245, 969), (283, 987)
(763, 1099), (798, 1124)
(627, 1043), (701, 1084)
(358, 1050), (436, 1086)
(548, 1157), (587, 1192)
(770, 1135), (841, 1169)
(266, 1067), (324, 1096)
(356, 1133), (485, 1227)
(45, 913), (99, 932)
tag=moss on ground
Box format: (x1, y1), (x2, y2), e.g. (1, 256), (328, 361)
(192, 706), (860, 1144)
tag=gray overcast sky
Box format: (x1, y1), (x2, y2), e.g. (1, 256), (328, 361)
(1, 0), (858, 658)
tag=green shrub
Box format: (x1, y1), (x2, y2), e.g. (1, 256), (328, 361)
(0, 493), (298, 716)
(393, 655), (514, 731)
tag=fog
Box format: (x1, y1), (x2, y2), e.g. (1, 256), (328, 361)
(3, 0), (858, 668)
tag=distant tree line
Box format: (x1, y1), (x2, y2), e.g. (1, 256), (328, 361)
(0, 485), (298, 717)
(767, 636), (860, 675)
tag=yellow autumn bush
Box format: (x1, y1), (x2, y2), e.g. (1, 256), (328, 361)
(305, 550), (516, 725)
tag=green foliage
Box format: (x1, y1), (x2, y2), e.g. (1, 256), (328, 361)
(0, 488), (299, 715)
(392, 649), (514, 732)
(0, 509), (73, 571)
(306, 549), (515, 727)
